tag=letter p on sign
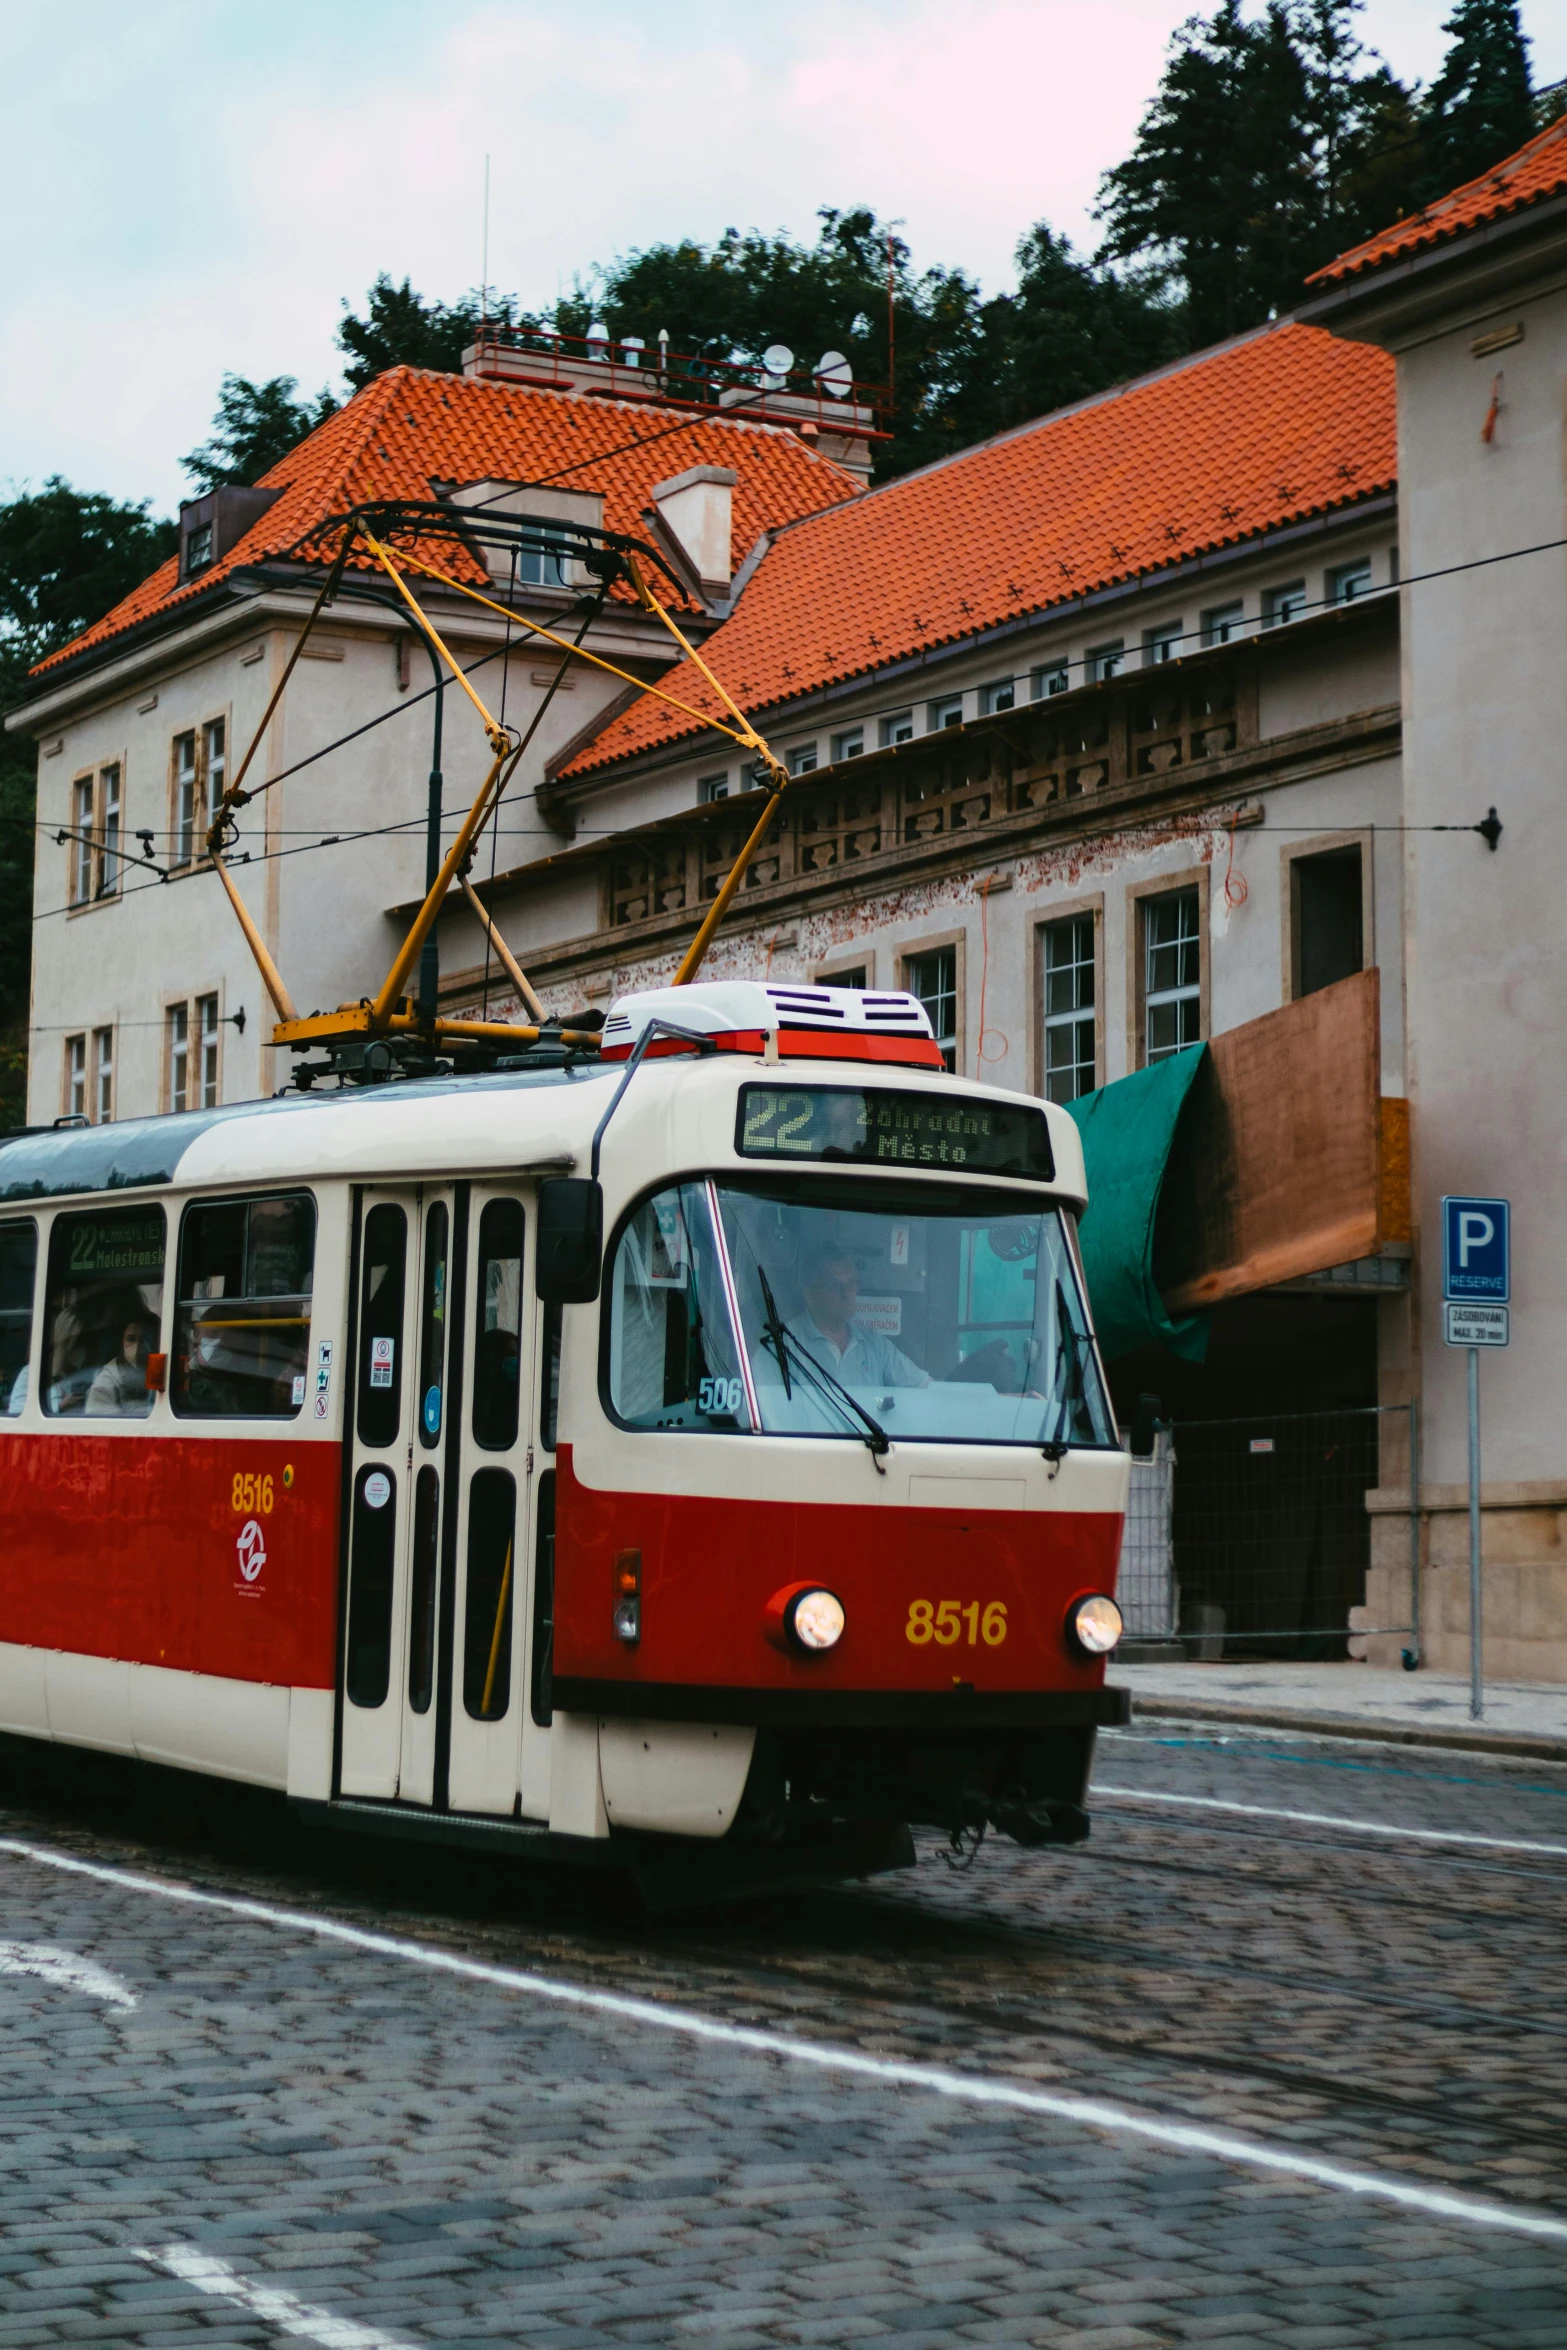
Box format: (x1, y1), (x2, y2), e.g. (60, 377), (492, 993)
(1443, 1195), (1510, 1302)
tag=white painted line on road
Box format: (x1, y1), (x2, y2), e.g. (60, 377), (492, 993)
(137, 2244), (415, 2348)
(0, 1938), (136, 2008)
(7, 1834), (1567, 2248)
(1095, 1784), (1567, 1860)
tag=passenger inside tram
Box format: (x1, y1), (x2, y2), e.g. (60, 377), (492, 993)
(84, 1303), (158, 1416)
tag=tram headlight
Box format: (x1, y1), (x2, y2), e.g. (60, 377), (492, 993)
(765, 1583), (847, 1656)
(792, 1588), (846, 1652)
(1067, 1594), (1123, 1657)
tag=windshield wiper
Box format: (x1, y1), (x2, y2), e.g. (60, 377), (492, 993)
(1043, 1281), (1085, 1469)
(755, 1265), (890, 1470)
(755, 1264), (793, 1401)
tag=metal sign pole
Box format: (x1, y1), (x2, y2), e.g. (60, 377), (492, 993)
(1468, 1344), (1483, 1720)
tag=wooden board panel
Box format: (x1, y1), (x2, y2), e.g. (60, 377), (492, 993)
(1156, 968), (1396, 1310)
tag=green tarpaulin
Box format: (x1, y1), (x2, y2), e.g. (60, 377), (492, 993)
(1065, 1045), (1210, 1364)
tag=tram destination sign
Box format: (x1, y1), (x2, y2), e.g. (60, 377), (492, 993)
(737, 1085), (1054, 1180)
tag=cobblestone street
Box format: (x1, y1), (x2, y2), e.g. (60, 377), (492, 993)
(2, 1722), (1566, 2348)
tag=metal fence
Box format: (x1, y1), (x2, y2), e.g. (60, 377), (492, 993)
(1118, 1404), (1418, 1656)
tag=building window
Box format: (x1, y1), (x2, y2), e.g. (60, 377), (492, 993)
(1032, 663), (1070, 699)
(1329, 559), (1372, 604)
(516, 532), (568, 588)
(832, 727), (864, 762)
(822, 965), (868, 990)
(203, 718), (225, 829)
(1292, 846), (1364, 999)
(97, 764), (122, 899)
(905, 945), (957, 1071)
(1142, 890), (1201, 1063)
(197, 994), (221, 1108)
(787, 742), (819, 777)
(173, 721), (226, 866)
(93, 1028), (113, 1124)
(1264, 580), (1307, 627)
(1041, 916), (1096, 1103)
(1203, 601), (1245, 645)
(168, 1003), (190, 1113)
(70, 765), (122, 906)
(70, 776), (95, 906)
(1086, 641), (1124, 682)
(982, 678), (1016, 714)
(184, 521), (214, 576)
(880, 710), (914, 747)
(1143, 622), (1183, 665)
(65, 1036), (86, 1120)
(174, 731), (198, 864)
(698, 772), (730, 802)
(928, 695), (963, 732)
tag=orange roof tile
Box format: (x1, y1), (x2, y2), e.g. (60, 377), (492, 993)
(1309, 112), (1567, 287)
(32, 368), (860, 676)
(558, 322), (1395, 781)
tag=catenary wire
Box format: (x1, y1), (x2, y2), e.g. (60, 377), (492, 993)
(17, 520), (1563, 938)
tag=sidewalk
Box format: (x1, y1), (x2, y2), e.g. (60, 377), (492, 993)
(1109, 1658), (1567, 1761)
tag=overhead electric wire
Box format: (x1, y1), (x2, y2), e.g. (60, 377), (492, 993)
(14, 519), (1562, 952)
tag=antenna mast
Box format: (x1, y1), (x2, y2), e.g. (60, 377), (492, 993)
(481, 153), (490, 327)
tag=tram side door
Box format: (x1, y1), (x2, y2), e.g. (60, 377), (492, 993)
(443, 1184), (537, 1817)
(339, 1185), (457, 1804)
(338, 1182), (540, 1818)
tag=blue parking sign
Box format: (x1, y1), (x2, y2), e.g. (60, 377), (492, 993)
(1443, 1195), (1510, 1302)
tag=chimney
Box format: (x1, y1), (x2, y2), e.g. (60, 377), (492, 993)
(649, 465), (737, 599)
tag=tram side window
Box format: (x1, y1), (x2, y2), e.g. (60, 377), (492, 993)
(42, 1206), (165, 1418)
(173, 1192), (315, 1419)
(472, 1198), (524, 1452)
(0, 1221), (38, 1414)
(605, 1184), (752, 1433)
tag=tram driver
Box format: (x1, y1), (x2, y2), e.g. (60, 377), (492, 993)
(788, 1244), (929, 1390)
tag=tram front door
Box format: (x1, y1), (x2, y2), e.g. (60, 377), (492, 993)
(337, 1182), (548, 1816)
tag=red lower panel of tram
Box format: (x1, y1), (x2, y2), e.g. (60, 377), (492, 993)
(554, 1446), (1120, 1695)
(0, 1434), (340, 1687)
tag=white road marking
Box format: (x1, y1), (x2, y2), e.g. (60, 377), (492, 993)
(0, 1938), (136, 2008)
(6, 1833), (1567, 2247)
(137, 2245), (414, 2348)
(1095, 1784), (1567, 1860)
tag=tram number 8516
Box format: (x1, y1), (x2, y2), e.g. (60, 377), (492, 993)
(906, 1599), (1007, 1646)
(231, 1472), (276, 1515)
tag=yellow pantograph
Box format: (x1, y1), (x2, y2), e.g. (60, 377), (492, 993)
(204, 511), (791, 1063)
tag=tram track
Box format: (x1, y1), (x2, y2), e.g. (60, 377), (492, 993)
(6, 1737), (1567, 2219)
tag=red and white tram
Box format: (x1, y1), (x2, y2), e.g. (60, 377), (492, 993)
(0, 980), (1130, 1892)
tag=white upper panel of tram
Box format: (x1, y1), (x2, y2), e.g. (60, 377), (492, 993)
(0, 985), (1088, 1208)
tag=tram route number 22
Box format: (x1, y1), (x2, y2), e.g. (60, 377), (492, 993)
(906, 1599), (1007, 1646)
(231, 1472), (276, 1515)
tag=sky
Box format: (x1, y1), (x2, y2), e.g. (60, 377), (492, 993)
(5, 0), (1566, 515)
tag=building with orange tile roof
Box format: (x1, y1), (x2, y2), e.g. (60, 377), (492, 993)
(1306, 109), (1567, 290)
(19, 120), (1567, 1677)
(6, 355), (860, 1119)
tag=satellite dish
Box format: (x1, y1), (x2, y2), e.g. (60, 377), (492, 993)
(816, 350), (853, 399)
(758, 342), (794, 392)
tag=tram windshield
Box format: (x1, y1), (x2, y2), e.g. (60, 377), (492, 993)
(606, 1175), (1116, 1450)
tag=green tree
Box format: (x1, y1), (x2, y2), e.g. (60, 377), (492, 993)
(1420, 0), (1535, 196)
(182, 373), (338, 494)
(1096, 2), (1318, 344)
(0, 481), (176, 1126)
(336, 274), (523, 389)
(994, 226), (1187, 429)
(1096, 1), (1428, 341)
(553, 206), (1175, 478)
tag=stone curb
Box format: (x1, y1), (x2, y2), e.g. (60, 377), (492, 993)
(1124, 1693), (1567, 1765)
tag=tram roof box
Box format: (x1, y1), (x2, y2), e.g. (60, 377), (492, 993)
(601, 982), (944, 1069)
